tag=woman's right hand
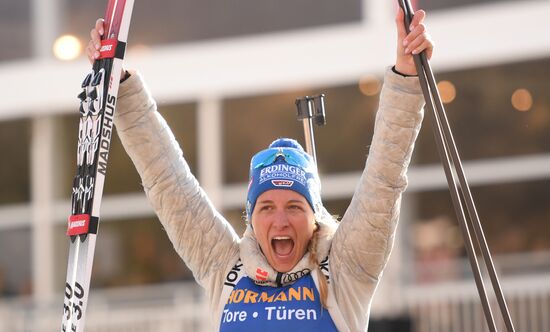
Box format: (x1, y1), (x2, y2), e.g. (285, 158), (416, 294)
(86, 18), (105, 65)
(85, 18), (126, 78)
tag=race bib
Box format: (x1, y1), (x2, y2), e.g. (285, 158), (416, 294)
(220, 274), (337, 331)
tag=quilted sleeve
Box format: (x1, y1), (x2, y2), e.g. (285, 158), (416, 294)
(113, 70), (240, 293)
(329, 67), (425, 329)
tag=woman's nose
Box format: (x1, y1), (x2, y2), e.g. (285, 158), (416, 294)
(271, 210), (290, 228)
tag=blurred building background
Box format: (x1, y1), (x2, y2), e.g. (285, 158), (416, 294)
(0, 0), (549, 331)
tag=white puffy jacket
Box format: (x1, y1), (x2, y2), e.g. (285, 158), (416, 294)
(113, 66), (424, 331)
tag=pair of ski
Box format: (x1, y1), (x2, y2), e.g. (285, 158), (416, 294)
(61, 0), (134, 331)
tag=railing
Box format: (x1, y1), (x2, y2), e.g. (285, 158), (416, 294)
(406, 270), (550, 332)
(0, 282), (212, 332)
(1, 255), (549, 332)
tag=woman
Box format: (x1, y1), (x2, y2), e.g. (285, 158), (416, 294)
(87, 6), (433, 331)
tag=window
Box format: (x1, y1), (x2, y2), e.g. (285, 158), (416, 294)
(64, 0), (362, 48)
(410, 179), (550, 283)
(413, 58), (550, 164)
(222, 82), (381, 183)
(0, 227), (31, 297)
(55, 102), (197, 198)
(0, 119), (30, 204)
(0, 0), (31, 61)
(54, 217), (193, 291)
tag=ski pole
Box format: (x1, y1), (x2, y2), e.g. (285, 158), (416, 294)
(295, 94), (326, 162)
(397, 1), (515, 331)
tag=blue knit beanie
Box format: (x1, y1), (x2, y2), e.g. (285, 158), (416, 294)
(246, 138), (321, 219)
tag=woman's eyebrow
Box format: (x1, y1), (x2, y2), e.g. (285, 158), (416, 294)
(287, 199), (305, 204)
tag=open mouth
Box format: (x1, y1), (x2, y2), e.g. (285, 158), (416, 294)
(271, 236), (294, 256)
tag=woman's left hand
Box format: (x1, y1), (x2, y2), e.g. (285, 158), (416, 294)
(395, 8), (434, 76)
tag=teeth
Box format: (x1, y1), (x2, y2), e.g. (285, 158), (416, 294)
(273, 236), (291, 240)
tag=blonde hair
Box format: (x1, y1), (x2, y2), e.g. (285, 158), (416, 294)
(308, 225), (329, 308)
(310, 209), (340, 309)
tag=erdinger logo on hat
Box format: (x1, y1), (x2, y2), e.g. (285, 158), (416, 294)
(246, 138), (322, 219)
(259, 163), (306, 185)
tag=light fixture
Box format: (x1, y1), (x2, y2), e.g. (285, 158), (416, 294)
(53, 34), (82, 61)
(511, 88), (532, 112)
(358, 75), (381, 96)
(437, 80), (456, 104)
